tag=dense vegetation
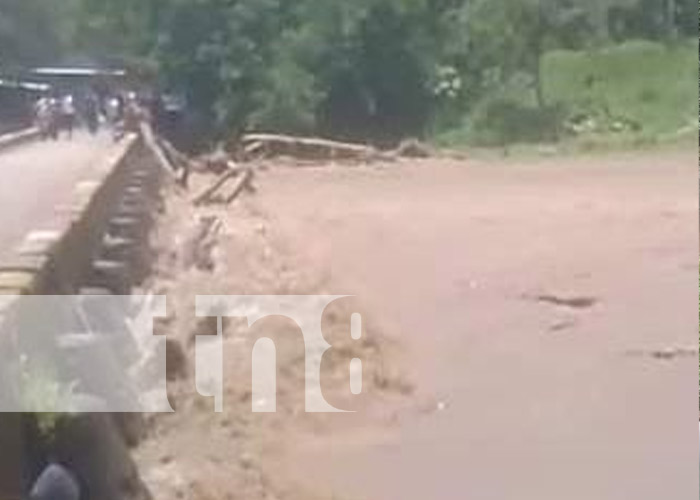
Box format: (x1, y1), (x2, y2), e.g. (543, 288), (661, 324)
(0, 0), (78, 67)
(437, 38), (698, 148)
(1, 0), (697, 146)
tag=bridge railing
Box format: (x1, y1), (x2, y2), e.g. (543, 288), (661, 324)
(0, 130), (162, 500)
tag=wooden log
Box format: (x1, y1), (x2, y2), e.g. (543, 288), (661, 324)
(240, 133), (379, 160)
(224, 168), (254, 205)
(160, 139), (192, 170)
(191, 169), (239, 206)
(243, 141), (265, 159)
(241, 133), (374, 152)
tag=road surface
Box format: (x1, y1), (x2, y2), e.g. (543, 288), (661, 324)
(0, 133), (118, 262)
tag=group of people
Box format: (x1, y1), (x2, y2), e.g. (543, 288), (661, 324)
(33, 92), (132, 141)
(34, 95), (77, 140)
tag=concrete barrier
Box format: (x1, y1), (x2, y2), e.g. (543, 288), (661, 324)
(0, 128), (40, 151)
(0, 131), (160, 500)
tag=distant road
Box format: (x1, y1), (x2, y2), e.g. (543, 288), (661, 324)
(0, 132), (120, 262)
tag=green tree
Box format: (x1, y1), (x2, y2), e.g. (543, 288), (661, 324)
(464, 0), (595, 108)
(0, 0), (76, 68)
(62, 0), (695, 144)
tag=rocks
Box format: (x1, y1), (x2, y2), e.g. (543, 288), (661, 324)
(28, 463), (80, 500)
(531, 293), (599, 310)
(625, 346), (699, 361)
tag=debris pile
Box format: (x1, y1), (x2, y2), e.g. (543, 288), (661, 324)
(143, 128), (444, 212)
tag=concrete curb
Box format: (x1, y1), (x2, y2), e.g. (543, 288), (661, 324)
(0, 128), (40, 152)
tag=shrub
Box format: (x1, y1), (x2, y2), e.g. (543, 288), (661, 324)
(468, 96), (565, 147)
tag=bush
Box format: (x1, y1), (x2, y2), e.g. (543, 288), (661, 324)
(467, 97), (564, 147)
(249, 57), (321, 134)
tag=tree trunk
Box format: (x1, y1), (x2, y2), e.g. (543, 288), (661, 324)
(665, 0), (677, 38)
(592, 0), (610, 39)
(534, 52), (545, 109)
(533, 3), (545, 109)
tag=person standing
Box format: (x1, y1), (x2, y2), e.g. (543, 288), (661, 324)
(84, 93), (100, 136)
(105, 95), (123, 141)
(47, 98), (59, 140)
(60, 95), (76, 139)
(34, 97), (51, 140)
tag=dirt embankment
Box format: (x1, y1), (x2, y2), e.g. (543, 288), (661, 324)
(134, 167), (412, 500)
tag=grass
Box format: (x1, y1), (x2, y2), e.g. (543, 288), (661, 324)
(543, 38), (698, 138)
(436, 38), (699, 151)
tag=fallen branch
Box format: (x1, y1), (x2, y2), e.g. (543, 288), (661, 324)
(240, 133), (386, 161)
(140, 122), (187, 187)
(159, 139), (199, 187)
(192, 169), (239, 206)
(244, 141), (265, 157)
(159, 139), (189, 169)
(223, 167), (254, 205)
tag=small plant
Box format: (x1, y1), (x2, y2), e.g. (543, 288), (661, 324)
(19, 357), (77, 440)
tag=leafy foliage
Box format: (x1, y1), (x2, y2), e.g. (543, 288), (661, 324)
(0, 0), (79, 68)
(1, 0), (695, 144)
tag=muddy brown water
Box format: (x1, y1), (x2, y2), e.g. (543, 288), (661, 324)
(248, 149), (698, 500)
